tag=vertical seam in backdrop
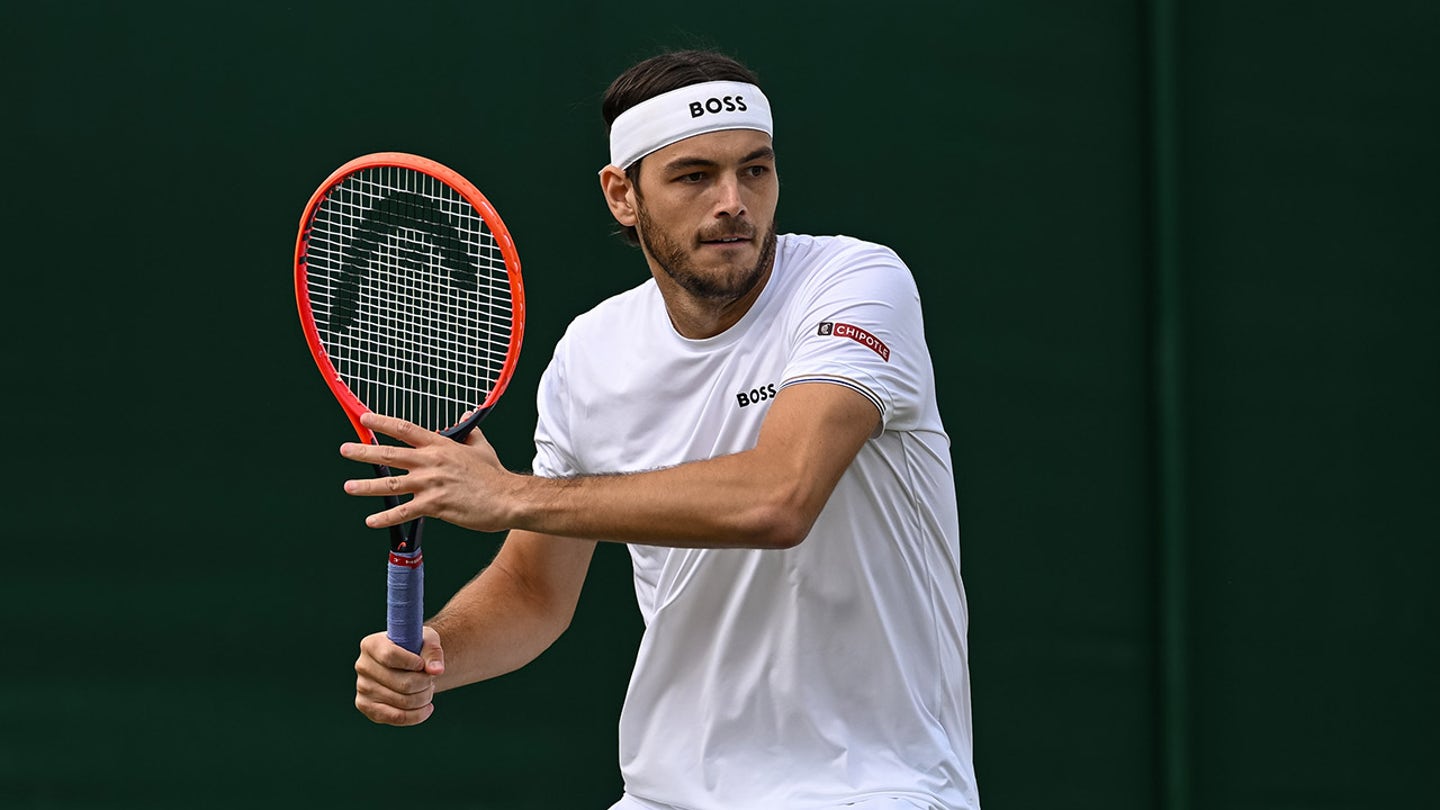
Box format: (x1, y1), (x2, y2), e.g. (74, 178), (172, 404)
(1143, 0), (1189, 807)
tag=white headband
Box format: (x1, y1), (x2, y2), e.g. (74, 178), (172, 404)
(606, 80), (773, 170)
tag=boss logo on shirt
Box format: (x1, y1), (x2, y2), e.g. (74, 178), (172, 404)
(818, 322), (891, 362)
(736, 382), (778, 408)
(689, 96), (749, 117)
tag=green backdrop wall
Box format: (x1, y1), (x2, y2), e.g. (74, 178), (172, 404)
(4, 1), (1435, 808)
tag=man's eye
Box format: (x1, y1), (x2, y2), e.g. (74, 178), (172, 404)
(678, 172), (705, 183)
(746, 165), (770, 177)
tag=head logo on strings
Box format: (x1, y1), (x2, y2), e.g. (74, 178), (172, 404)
(329, 189), (482, 331)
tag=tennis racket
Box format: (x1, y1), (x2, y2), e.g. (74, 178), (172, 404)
(294, 152), (524, 654)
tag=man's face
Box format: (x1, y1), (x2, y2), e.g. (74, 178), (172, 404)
(630, 129), (780, 305)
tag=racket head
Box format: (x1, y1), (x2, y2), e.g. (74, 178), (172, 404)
(294, 152), (525, 444)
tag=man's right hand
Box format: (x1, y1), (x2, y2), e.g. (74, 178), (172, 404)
(354, 626), (445, 726)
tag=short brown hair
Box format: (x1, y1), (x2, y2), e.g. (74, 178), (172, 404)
(602, 50), (763, 244)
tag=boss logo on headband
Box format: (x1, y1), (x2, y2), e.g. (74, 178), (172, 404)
(689, 96), (749, 118)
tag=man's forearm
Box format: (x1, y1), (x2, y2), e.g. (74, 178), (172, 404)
(428, 534), (594, 692)
(503, 449), (811, 549)
(500, 384), (879, 549)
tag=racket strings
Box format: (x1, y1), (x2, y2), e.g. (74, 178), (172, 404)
(304, 166), (515, 432)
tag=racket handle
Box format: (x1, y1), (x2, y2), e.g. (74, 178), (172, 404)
(386, 547), (425, 654)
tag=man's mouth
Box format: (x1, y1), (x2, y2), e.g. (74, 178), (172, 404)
(700, 235), (752, 245)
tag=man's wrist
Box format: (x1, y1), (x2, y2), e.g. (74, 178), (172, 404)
(499, 469), (550, 533)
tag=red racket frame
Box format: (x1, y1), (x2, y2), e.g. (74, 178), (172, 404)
(293, 151), (526, 443)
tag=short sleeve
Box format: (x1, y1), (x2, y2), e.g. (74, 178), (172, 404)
(531, 339), (582, 478)
(779, 242), (935, 434)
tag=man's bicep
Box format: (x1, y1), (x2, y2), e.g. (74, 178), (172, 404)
(752, 381), (879, 515)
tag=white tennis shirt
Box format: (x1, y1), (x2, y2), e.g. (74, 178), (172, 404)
(532, 234), (978, 810)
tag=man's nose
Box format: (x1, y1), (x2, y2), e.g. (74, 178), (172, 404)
(713, 175), (746, 218)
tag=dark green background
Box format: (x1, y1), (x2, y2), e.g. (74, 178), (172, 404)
(4, 1), (1436, 807)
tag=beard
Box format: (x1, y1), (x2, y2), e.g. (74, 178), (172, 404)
(635, 201), (778, 305)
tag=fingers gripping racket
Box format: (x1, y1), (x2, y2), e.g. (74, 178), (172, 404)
(295, 153), (524, 654)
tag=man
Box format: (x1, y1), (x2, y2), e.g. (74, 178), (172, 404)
(344, 50), (979, 810)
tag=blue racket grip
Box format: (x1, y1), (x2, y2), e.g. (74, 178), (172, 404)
(386, 547), (425, 654)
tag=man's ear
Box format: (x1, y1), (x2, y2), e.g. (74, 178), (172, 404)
(599, 165), (638, 228)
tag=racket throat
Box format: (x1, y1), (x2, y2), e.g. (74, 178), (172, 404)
(374, 462), (425, 554)
(388, 519), (424, 554)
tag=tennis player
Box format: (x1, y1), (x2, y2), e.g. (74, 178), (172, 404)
(344, 49), (979, 810)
